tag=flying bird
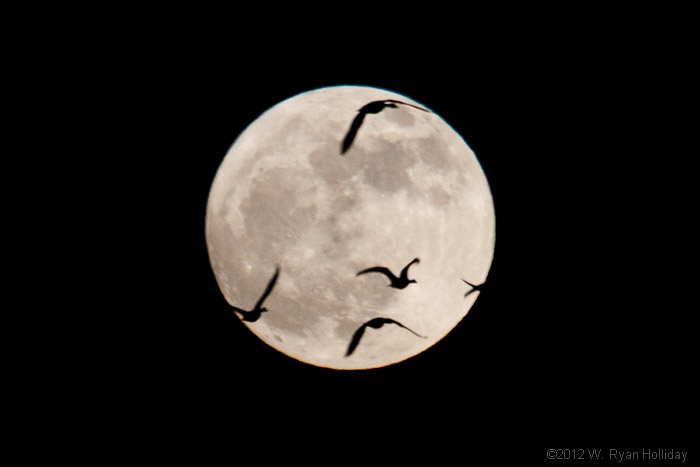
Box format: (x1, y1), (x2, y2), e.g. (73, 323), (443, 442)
(340, 99), (430, 154)
(231, 267), (280, 322)
(462, 279), (486, 299)
(345, 317), (425, 357)
(356, 258), (420, 289)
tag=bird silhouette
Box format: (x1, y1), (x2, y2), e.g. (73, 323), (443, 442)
(340, 99), (430, 154)
(231, 267), (280, 322)
(462, 279), (486, 299)
(356, 258), (420, 289)
(345, 317), (425, 356)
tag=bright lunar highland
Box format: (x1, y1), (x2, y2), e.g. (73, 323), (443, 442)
(205, 86), (495, 369)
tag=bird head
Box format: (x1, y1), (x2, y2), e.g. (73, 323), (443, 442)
(409, 279), (417, 284)
(260, 307), (268, 313)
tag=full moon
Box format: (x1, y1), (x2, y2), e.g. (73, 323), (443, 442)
(205, 86), (495, 369)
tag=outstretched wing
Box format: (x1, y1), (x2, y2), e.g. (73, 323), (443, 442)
(346, 323), (368, 356)
(357, 266), (396, 283)
(386, 318), (426, 339)
(400, 258), (420, 280)
(385, 99), (430, 113)
(341, 112), (367, 154)
(462, 278), (484, 288)
(254, 267), (280, 310)
(463, 288), (479, 299)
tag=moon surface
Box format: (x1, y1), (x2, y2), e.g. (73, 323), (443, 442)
(205, 86), (495, 369)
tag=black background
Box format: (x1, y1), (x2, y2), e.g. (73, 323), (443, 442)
(84, 13), (694, 462)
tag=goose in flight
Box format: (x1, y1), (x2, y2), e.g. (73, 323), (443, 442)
(462, 279), (486, 299)
(231, 267), (280, 322)
(356, 258), (420, 289)
(345, 317), (425, 356)
(340, 99), (430, 154)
